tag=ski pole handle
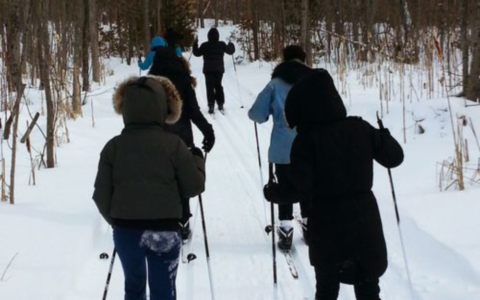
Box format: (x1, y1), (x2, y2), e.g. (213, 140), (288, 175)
(376, 111), (385, 130)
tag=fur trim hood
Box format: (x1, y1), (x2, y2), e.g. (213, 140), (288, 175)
(112, 75), (182, 127)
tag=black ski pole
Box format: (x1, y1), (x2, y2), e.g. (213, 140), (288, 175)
(254, 123), (269, 224)
(376, 112), (415, 300)
(197, 152), (216, 300)
(264, 163), (278, 286)
(376, 112), (401, 224)
(102, 248), (116, 300)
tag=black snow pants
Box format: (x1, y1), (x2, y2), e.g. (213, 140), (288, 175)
(204, 72), (225, 109)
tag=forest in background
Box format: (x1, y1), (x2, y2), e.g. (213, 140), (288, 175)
(0, 0), (479, 203)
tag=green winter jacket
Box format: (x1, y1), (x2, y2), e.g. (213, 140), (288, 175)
(93, 75), (205, 227)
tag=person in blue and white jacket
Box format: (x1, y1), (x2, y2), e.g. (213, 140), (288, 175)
(248, 45), (314, 250)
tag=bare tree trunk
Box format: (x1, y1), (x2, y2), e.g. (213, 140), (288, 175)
(198, 0), (205, 28)
(72, 25), (82, 116)
(6, 0), (22, 93)
(461, 0), (469, 96)
(156, 0), (163, 34)
(89, 0), (101, 83)
(9, 84), (26, 204)
(300, 0), (311, 65)
(38, 0), (55, 168)
(234, 0), (240, 24)
(214, 0), (219, 27)
(143, 0), (150, 50)
(467, 0), (480, 102)
(82, 0), (90, 91)
(250, 0), (259, 60)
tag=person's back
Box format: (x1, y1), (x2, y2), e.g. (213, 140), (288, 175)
(193, 27), (235, 113)
(149, 47), (214, 151)
(92, 75), (205, 300)
(284, 70), (404, 300)
(148, 45), (215, 241)
(193, 27), (235, 73)
(249, 45), (313, 250)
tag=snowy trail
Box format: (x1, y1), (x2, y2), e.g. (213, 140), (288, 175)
(4, 26), (480, 300)
(54, 55), (480, 300)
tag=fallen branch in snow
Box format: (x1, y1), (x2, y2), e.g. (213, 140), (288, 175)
(1, 252), (18, 281)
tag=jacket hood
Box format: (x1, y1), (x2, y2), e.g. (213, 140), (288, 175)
(112, 75), (182, 127)
(271, 60), (313, 85)
(150, 36), (166, 50)
(285, 69), (346, 129)
(207, 28), (220, 42)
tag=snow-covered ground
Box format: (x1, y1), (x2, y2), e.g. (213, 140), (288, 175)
(1, 24), (480, 300)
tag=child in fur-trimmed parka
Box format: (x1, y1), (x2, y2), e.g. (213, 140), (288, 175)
(266, 69), (404, 300)
(93, 75), (205, 300)
(249, 45), (313, 251)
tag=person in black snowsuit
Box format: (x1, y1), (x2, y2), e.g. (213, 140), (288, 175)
(193, 27), (235, 113)
(149, 45), (215, 240)
(264, 70), (404, 300)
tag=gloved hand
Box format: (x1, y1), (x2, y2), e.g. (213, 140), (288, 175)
(263, 182), (281, 203)
(190, 146), (204, 159)
(263, 182), (298, 204)
(202, 130), (215, 153)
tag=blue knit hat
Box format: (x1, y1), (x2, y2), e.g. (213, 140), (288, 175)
(150, 36), (166, 50)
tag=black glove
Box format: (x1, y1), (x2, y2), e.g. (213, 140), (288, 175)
(202, 130), (215, 153)
(263, 182), (298, 204)
(190, 146), (204, 159)
(263, 182), (282, 203)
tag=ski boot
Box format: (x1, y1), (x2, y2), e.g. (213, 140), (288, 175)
(277, 226), (294, 250)
(180, 220), (191, 242)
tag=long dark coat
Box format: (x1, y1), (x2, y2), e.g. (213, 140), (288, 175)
(285, 70), (404, 281)
(149, 47), (214, 148)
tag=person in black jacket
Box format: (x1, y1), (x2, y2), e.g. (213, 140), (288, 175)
(265, 69), (404, 300)
(149, 45), (215, 241)
(193, 27), (235, 114)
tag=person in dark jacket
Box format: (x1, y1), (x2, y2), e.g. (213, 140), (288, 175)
(248, 45), (313, 250)
(193, 27), (235, 114)
(93, 75), (206, 300)
(148, 45), (215, 240)
(265, 70), (404, 300)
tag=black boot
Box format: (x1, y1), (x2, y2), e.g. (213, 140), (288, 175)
(277, 227), (294, 250)
(208, 106), (214, 114)
(180, 220), (191, 242)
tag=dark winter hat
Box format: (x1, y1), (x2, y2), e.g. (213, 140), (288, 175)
(165, 27), (183, 47)
(285, 69), (346, 129)
(113, 75), (182, 126)
(283, 45), (306, 62)
(207, 27), (220, 42)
